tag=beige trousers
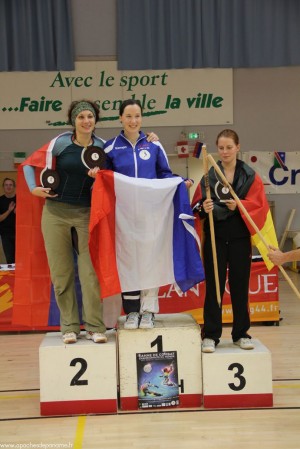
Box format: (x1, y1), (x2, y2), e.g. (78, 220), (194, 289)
(41, 201), (106, 335)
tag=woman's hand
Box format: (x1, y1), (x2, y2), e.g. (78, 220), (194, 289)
(88, 167), (100, 178)
(203, 198), (214, 213)
(224, 199), (237, 211)
(146, 132), (159, 142)
(267, 245), (284, 265)
(184, 179), (194, 189)
(31, 187), (58, 198)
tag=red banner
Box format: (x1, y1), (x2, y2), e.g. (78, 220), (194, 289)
(0, 261), (279, 332)
(158, 261), (279, 324)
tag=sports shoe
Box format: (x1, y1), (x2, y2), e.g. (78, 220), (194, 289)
(62, 332), (77, 344)
(124, 312), (140, 330)
(234, 338), (254, 350)
(139, 312), (155, 329)
(202, 338), (216, 353)
(86, 331), (107, 343)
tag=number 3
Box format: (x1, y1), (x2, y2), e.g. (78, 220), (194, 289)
(228, 362), (246, 391)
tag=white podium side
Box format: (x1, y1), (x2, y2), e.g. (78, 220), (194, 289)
(39, 331), (118, 416)
(117, 313), (202, 411)
(202, 338), (273, 408)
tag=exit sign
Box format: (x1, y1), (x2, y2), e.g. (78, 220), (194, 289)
(188, 132), (199, 139)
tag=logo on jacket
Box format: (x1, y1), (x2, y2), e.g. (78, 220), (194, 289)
(139, 149), (151, 160)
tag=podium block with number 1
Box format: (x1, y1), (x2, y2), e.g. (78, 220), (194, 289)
(118, 313), (202, 411)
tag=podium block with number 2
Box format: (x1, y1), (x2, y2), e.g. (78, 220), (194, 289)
(39, 331), (118, 416)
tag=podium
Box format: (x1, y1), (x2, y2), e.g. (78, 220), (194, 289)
(39, 331), (118, 416)
(202, 339), (273, 408)
(117, 313), (202, 411)
(39, 322), (274, 414)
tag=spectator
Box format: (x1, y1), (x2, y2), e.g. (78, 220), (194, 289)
(0, 178), (16, 264)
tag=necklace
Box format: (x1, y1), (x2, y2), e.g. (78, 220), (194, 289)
(214, 163), (235, 184)
(214, 167), (226, 185)
(74, 136), (93, 148)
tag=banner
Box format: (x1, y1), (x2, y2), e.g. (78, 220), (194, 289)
(1, 261), (279, 331)
(245, 151), (300, 194)
(0, 61), (233, 129)
(158, 261), (279, 324)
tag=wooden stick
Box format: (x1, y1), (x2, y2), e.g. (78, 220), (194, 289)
(202, 145), (221, 306)
(279, 208), (296, 250)
(207, 154), (300, 300)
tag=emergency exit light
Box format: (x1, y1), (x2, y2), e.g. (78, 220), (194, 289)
(188, 132), (199, 139)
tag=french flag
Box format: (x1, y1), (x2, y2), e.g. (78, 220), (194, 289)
(89, 171), (205, 298)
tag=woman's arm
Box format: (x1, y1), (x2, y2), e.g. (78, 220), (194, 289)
(23, 165), (56, 198)
(268, 245), (300, 265)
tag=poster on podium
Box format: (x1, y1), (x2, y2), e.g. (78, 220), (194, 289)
(136, 351), (179, 410)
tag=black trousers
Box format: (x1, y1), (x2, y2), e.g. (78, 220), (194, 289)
(122, 291), (140, 314)
(202, 236), (252, 344)
(0, 233), (15, 264)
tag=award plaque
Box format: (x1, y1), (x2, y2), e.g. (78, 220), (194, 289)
(81, 146), (106, 169)
(40, 168), (60, 195)
(214, 181), (233, 202)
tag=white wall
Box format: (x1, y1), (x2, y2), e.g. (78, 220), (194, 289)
(0, 0), (299, 248)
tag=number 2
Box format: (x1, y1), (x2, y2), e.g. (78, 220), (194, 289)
(70, 357), (88, 386)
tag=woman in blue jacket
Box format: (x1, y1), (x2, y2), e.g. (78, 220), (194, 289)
(99, 99), (193, 330)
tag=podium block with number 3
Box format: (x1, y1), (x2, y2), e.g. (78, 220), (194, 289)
(202, 339), (273, 408)
(39, 331), (118, 416)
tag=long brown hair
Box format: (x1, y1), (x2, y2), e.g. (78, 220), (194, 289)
(216, 129), (239, 146)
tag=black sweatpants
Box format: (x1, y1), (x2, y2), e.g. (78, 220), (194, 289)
(0, 233), (15, 264)
(202, 235), (252, 344)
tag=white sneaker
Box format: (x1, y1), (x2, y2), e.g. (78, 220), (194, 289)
(62, 332), (77, 344)
(124, 312), (140, 330)
(139, 312), (155, 329)
(202, 338), (216, 353)
(234, 338), (254, 350)
(86, 331), (107, 343)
